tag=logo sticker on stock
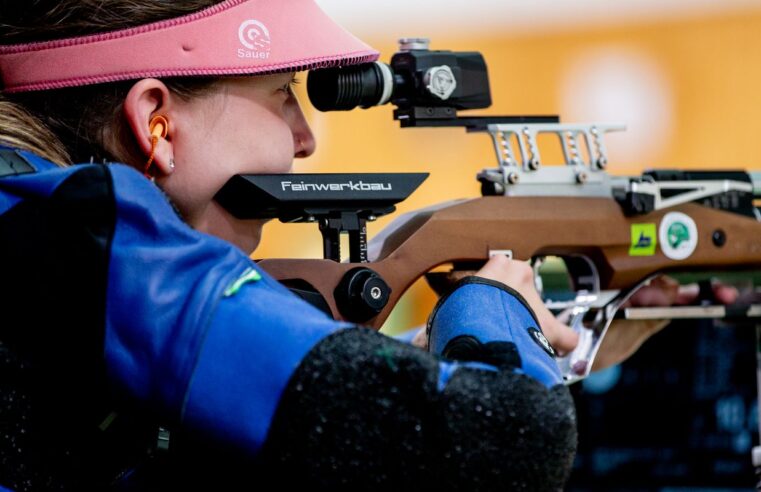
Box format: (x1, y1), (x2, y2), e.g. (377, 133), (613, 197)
(659, 212), (699, 260)
(237, 19), (271, 59)
(629, 223), (657, 256)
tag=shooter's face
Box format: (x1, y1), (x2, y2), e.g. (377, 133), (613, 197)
(160, 73), (315, 254)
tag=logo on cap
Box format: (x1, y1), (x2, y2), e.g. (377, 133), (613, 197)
(237, 20), (271, 59)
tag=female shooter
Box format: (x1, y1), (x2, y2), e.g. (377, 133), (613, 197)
(0, 0), (579, 489)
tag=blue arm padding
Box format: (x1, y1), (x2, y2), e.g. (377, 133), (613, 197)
(427, 277), (562, 388)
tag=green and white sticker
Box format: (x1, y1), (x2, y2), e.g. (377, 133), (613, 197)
(659, 212), (698, 260)
(629, 223), (657, 256)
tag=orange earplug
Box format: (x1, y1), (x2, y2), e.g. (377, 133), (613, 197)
(150, 115), (168, 139)
(144, 115), (169, 179)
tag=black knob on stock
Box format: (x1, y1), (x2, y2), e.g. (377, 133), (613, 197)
(335, 268), (391, 323)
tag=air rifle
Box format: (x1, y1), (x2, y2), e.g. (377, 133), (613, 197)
(215, 39), (761, 385)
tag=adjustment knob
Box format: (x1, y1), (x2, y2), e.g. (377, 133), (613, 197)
(335, 268), (391, 323)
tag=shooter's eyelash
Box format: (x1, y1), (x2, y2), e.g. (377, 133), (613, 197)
(282, 77), (301, 93)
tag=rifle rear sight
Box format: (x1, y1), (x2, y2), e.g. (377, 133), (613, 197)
(476, 122), (761, 220)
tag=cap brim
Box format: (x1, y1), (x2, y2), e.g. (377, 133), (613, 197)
(0, 0), (380, 92)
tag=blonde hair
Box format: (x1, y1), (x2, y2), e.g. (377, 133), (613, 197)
(0, 96), (70, 165)
(0, 0), (224, 166)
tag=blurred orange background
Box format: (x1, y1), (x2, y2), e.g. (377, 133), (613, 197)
(254, 4), (761, 335)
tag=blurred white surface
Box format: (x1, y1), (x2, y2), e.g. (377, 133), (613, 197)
(316, 0), (761, 36)
(559, 47), (674, 165)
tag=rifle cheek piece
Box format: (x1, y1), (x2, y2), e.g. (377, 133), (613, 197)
(334, 267), (391, 323)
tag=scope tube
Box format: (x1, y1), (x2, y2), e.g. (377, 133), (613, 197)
(307, 62), (394, 111)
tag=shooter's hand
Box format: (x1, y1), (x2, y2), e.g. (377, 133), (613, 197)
(474, 255), (579, 356)
(591, 275), (739, 371)
(415, 256), (580, 356)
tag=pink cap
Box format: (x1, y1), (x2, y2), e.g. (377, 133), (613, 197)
(0, 0), (379, 93)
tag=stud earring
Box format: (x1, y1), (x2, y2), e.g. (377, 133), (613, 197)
(169, 158), (175, 170)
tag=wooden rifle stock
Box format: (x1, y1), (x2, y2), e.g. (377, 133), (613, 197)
(258, 195), (761, 329)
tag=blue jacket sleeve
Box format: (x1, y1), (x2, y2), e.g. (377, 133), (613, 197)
(103, 165), (354, 454)
(0, 151), (576, 489)
(103, 163), (569, 452)
(104, 163), (567, 456)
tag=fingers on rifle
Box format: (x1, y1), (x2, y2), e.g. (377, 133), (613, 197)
(476, 254), (525, 284)
(478, 256), (579, 354)
(675, 281), (739, 305)
(543, 315), (579, 356)
(674, 283), (700, 305)
(626, 275), (680, 307)
(713, 284), (739, 304)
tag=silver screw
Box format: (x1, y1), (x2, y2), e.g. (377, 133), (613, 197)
(523, 127), (540, 166)
(367, 215), (377, 222)
(590, 126), (608, 170)
(576, 171), (588, 184)
(566, 131), (582, 166)
(370, 286), (382, 300)
(507, 172), (520, 185)
(499, 131), (516, 167)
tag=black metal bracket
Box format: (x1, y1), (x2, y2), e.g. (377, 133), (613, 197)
(215, 172), (428, 262)
(393, 107), (559, 129)
(319, 211), (375, 263)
